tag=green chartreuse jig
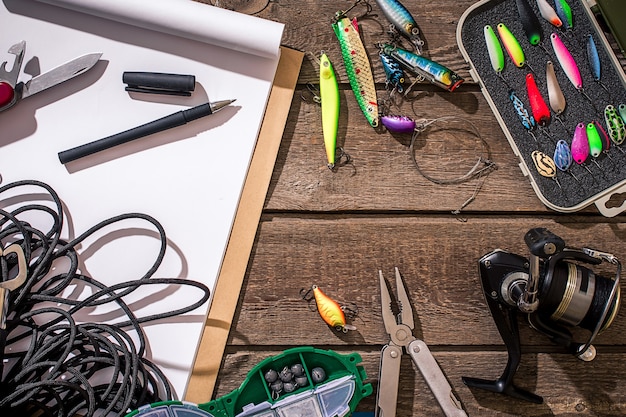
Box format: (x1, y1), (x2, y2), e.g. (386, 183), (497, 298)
(332, 7), (379, 127)
(319, 53), (340, 169)
(497, 23), (526, 69)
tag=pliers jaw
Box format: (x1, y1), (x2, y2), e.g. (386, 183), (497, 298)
(379, 267), (415, 348)
(0, 40), (26, 111)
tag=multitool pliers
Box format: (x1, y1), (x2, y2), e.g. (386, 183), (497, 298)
(376, 267), (468, 417)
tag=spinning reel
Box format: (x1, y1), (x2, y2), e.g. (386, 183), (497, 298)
(463, 227), (621, 403)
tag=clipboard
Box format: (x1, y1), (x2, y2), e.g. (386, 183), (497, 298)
(185, 46), (303, 402)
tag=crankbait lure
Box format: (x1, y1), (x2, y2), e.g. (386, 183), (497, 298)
(497, 23), (527, 69)
(605, 104), (626, 145)
(526, 73), (551, 127)
(537, 0), (563, 27)
(586, 34), (611, 96)
(509, 89), (537, 139)
(381, 114), (416, 134)
(380, 52), (405, 93)
(571, 122), (590, 164)
(546, 61), (568, 131)
(554, 0), (573, 30)
(380, 44), (464, 91)
(308, 285), (356, 332)
(516, 0), (542, 45)
(319, 53), (340, 169)
(484, 25), (505, 74)
(333, 11), (379, 127)
(620, 104), (626, 124)
(374, 0), (424, 54)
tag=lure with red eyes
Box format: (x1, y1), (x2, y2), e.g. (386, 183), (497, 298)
(525, 73), (551, 126)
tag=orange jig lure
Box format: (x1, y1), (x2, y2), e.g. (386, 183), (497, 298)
(310, 285), (356, 333)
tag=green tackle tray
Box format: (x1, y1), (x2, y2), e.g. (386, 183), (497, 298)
(456, 0), (626, 216)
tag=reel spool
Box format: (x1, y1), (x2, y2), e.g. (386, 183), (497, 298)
(462, 227), (621, 403)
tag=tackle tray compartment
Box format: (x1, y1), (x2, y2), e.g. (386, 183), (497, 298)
(456, 0), (626, 216)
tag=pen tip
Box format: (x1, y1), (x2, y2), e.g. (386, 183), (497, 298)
(211, 99), (236, 112)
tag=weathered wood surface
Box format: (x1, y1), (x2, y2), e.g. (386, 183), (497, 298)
(209, 0), (626, 415)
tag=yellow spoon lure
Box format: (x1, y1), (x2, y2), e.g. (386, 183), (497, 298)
(319, 53), (340, 170)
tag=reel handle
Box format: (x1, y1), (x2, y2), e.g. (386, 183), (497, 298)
(524, 228), (565, 258)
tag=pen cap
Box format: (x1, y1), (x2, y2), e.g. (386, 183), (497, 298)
(123, 72), (196, 96)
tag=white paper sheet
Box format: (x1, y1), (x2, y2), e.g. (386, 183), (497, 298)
(0, 0), (283, 400)
(33, 0), (283, 58)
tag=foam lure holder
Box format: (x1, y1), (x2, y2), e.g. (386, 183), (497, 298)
(457, 0), (626, 216)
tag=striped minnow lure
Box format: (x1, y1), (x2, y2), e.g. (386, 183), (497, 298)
(319, 53), (340, 169)
(374, 0), (424, 54)
(380, 43), (464, 91)
(333, 11), (379, 127)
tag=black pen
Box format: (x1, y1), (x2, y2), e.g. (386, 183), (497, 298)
(58, 99), (235, 164)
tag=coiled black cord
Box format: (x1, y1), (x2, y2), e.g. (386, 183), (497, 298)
(0, 180), (211, 416)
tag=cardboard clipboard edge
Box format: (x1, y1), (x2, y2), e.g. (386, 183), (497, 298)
(184, 46), (303, 403)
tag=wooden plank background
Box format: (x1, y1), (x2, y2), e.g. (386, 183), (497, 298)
(207, 0), (626, 415)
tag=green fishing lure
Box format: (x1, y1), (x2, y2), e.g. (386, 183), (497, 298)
(332, 10), (379, 127)
(319, 53), (340, 169)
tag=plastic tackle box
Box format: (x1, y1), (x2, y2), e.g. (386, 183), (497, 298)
(457, 0), (626, 216)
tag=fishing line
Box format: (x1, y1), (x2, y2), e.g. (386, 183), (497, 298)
(408, 116), (497, 218)
(0, 179), (211, 417)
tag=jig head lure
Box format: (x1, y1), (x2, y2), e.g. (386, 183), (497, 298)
(302, 285), (357, 333)
(319, 53), (340, 170)
(525, 73), (551, 127)
(374, 0), (424, 54)
(333, 9), (379, 127)
(605, 104), (626, 146)
(380, 52), (405, 93)
(380, 43), (464, 92)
